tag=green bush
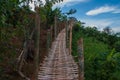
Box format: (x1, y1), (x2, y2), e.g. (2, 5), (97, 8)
(72, 22), (120, 80)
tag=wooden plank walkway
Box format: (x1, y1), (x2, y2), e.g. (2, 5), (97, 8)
(38, 29), (79, 80)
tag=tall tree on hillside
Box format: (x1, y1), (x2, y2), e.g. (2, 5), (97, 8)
(103, 26), (112, 35)
(66, 9), (77, 15)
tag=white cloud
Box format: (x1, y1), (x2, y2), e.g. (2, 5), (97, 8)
(80, 19), (114, 31)
(86, 5), (116, 16)
(112, 26), (120, 33)
(53, 0), (88, 9)
(81, 19), (113, 27)
(112, 9), (120, 13)
(80, 18), (120, 32)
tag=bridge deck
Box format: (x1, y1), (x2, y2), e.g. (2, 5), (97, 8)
(38, 29), (79, 80)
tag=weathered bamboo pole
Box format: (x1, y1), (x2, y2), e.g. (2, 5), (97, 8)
(47, 29), (51, 50)
(69, 21), (73, 55)
(66, 20), (68, 48)
(78, 38), (84, 80)
(50, 26), (53, 44)
(54, 15), (57, 39)
(34, 7), (40, 80)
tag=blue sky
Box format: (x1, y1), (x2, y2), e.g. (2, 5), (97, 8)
(52, 0), (120, 33)
(30, 0), (120, 32)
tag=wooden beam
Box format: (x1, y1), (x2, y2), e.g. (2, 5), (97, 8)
(78, 38), (84, 80)
(54, 15), (57, 39)
(69, 21), (73, 55)
(34, 7), (40, 80)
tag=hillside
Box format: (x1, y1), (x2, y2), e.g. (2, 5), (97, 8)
(72, 22), (120, 80)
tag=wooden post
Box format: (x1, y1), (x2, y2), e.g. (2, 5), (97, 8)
(57, 23), (58, 36)
(54, 15), (57, 39)
(78, 38), (84, 80)
(69, 21), (73, 54)
(47, 29), (51, 51)
(34, 7), (40, 80)
(50, 26), (53, 43)
(66, 20), (68, 48)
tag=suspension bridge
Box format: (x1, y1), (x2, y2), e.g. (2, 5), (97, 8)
(38, 29), (79, 80)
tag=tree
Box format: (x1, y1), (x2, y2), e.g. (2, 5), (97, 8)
(103, 26), (112, 35)
(66, 9), (77, 15)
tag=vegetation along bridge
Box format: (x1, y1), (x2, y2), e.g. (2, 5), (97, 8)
(15, 6), (84, 80)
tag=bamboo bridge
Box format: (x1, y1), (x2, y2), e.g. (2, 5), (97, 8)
(38, 29), (79, 80)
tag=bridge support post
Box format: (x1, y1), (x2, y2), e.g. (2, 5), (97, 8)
(50, 26), (53, 44)
(78, 38), (84, 80)
(54, 15), (57, 39)
(65, 21), (68, 48)
(34, 7), (40, 80)
(69, 20), (74, 55)
(47, 29), (51, 51)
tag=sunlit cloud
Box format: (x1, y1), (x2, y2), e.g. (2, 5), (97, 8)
(80, 18), (120, 32)
(112, 26), (120, 33)
(112, 9), (120, 13)
(53, 0), (89, 9)
(80, 18), (119, 32)
(86, 5), (116, 16)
